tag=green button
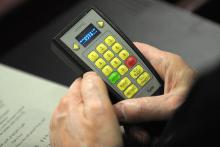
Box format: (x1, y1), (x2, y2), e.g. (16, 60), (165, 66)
(108, 72), (121, 84)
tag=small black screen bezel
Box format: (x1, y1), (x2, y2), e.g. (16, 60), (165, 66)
(76, 23), (101, 47)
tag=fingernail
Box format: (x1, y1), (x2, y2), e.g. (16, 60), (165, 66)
(73, 77), (82, 84)
(83, 72), (97, 78)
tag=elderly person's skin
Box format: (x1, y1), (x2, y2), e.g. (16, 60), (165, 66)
(50, 42), (197, 146)
(114, 42), (197, 143)
(50, 72), (123, 147)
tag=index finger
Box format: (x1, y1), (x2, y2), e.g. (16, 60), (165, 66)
(134, 42), (167, 79)
(65, 77), (83, 105)
(52, 78), (82, 124)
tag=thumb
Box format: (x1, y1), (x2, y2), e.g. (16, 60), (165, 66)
(114, 94), (176, 123)
(133, 42), (167, 80)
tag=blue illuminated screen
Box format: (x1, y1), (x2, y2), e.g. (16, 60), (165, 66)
(76, 24), (100, 47)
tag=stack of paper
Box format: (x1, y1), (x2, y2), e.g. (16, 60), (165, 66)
(0, 64), (67, 147)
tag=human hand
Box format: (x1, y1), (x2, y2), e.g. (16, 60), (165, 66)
(114, 42), (197, 143)
(50, 72), (123, 147)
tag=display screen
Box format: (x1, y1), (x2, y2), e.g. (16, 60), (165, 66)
(76, 24), (100, 47)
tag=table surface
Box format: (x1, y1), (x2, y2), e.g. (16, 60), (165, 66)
(1, 0), (220, 86)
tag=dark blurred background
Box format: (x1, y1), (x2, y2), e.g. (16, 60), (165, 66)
(0, 0), (80, 55)
(0, 0), (219, 56)
(0, 0), (219, 86)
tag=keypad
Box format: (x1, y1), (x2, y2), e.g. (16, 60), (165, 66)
(130, 65), (144, 79)
(117, 65), (128, 75)
(117, 77), (131, 91)
(102, 65), (113, 76)
(87, 35), (151, 98)
(110, 57), (121, 68)
(137, 72), (151, 86)
(95, 58), (106, 69)
(119, 50), (129, 60)
(96, 43), (107, 54)
(112, 43), (122, 53)
(88, 51), (99, 62)
(108, 72), (120, 84)
(125, 56), (137, 68)
(124, 84), (138, 98)
(103, 50), (114, 61)
(105, 35), (116, 46)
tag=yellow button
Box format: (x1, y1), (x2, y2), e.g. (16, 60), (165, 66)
(119, 50), (129, 60)
(95, 58), (106, 69)
(112, 43), (122, 53)
(117, 77), (131, 91)
(137, 72), (151, 86)
(96, 43), (107, 54)
(88, 51), (99, 62)
(110, 57), (121, 68)
(97, 21), (104, 28)
(103, 50), (114, 61)
(117, 65), (128, 75)
(124, 84), (138, 98)
(102, 65), (113, 76)
(104, 35), (116, 46)
(130, 65), (144, 79)
(73, 43), (80, 50)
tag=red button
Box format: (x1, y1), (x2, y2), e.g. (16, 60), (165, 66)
(125, 56), (137, 68)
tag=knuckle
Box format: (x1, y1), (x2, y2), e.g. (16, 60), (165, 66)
(56, 96), (71, 113)
(88, 102), (104, 114)
(59, 96), (69, 108)
(60, 96), (68, 104)
(166, 51), (182, 61)
(172, 53), (183, 61)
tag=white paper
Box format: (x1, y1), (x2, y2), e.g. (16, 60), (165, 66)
(0, 64), (67, 147)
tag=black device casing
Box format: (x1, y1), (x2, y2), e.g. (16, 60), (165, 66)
(51, 7), (164, 104)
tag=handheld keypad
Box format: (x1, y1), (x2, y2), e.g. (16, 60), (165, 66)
(52, 7), (163, 101)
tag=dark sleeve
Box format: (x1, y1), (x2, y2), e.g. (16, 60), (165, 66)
(155, 64), (220, 147)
